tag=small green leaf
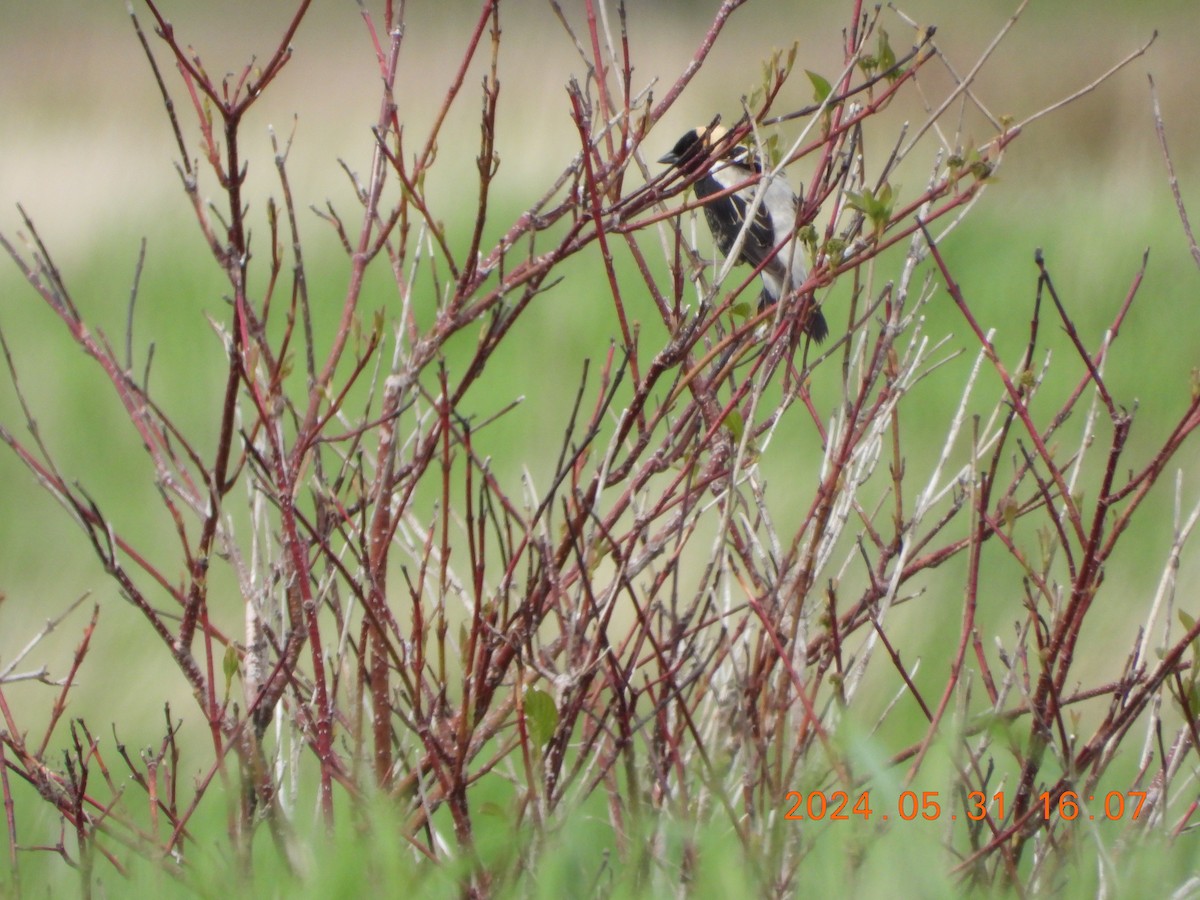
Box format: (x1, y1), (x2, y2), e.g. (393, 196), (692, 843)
(222, 645), (239, 693)
(1000, 497), (1018, 530)
(761, 132), (781, 168)
(970, 159), (994, 181)
(524, 688), (558, 748)
(724, 409), (744, 441)
(845, 184), (897, 237)
(1038, 526), (1054, 570)
(956, 147), (994, 182)
(877, 29), (897, 79)
(805, 69), (833, 105)
(822, 237), (847, 264)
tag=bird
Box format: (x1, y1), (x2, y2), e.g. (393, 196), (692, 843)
(659, 124), (828, 342)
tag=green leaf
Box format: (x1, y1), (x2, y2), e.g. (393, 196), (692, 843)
(524, 688), (558, 748)
(1000, 497), (1018, 530)
(877, 29), (898, 79)
(761, 132), (781, 168)
(222, 645), (239, 694)
(724, 409), (744, 442)
(845, 184), (897, 237)
(822, 237), (847, 264)
(805, 69), (833, 105)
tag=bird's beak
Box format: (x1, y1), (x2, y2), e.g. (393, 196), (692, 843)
(658, 152), (679, 165)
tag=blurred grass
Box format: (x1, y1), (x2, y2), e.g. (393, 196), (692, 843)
(1, 0), (1199, 891)
(14, 723), (1193, 898)
(1, 0), (1195, 757)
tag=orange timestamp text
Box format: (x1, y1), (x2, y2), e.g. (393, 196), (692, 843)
(783, 790), (1148, 823)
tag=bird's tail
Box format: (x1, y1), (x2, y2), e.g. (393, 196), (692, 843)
(757, 289), (828, 342)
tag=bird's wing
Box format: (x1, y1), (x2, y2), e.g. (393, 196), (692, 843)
(695, 165), (779, 267)
(724, 190), (778, 270)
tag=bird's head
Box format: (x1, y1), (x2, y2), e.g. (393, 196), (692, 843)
(658, 123), (731, 172)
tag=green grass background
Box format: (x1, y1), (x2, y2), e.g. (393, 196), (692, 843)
(2, 1), (1199, 894)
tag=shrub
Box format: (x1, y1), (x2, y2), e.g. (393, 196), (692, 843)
(2, 2), (1194, 895)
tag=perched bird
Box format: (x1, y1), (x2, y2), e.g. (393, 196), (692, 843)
(659, 124), (828, 342)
